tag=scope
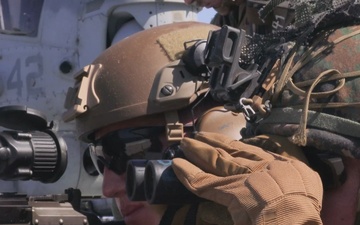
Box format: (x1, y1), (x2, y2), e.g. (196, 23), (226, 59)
(0, 105), (67, 183)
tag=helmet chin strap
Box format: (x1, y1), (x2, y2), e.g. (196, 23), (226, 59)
(165, 111), (184, 144)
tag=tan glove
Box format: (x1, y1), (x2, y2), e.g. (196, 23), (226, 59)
(172, 132), (323, 225)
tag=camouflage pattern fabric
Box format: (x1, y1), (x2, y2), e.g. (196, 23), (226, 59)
(273, 25), (360, 123)
(256, 25), (360, 159)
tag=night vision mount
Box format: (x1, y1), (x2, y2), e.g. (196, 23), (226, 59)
(183, 25), (273, 122)
(0, 105), (67, 183)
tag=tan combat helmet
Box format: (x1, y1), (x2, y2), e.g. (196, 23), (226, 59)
(63, 22), (219, 142)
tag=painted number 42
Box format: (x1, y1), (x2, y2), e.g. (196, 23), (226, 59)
(7, 54), (43, 97)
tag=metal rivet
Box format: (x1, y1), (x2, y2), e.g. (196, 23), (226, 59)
(161, 85), (174, 96)
(59, 61), (73, 74)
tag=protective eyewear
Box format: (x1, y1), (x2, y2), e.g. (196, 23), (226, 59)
(89, 126), (164, 175)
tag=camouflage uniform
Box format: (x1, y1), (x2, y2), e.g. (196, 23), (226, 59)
(212, 0), (360, 222)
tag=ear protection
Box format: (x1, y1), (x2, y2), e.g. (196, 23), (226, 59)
(195, 106), (247, 140)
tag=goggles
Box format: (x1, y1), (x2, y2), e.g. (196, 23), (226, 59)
(89, 126), (165, 175)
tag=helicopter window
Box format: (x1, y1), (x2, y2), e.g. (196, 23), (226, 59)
(0, 0), (43, 36)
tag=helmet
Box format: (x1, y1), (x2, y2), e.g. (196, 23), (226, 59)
(63, 22), (219, 142)
(255, 24), (360, 158)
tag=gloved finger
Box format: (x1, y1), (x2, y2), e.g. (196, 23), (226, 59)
(242, 134), (310, 164)
(181, 136), (272, 176)
(195, 132), (276, 161)
(172, 157), (247, 202)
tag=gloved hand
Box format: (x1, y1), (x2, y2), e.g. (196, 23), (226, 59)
(172, 132), (323, 225)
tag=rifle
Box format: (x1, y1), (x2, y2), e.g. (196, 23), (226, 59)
(0, 106), (113, 225)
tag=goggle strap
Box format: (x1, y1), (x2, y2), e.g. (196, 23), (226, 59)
(125, 139), (152, 156)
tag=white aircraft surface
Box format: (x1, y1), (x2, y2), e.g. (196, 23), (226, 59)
(0, 0), (200, 199)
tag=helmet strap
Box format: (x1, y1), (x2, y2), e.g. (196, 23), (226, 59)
(165, 111), (184, 143)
